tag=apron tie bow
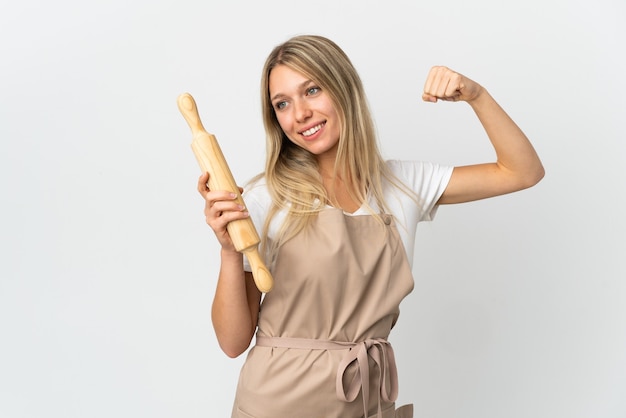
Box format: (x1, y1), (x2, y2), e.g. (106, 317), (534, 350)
(335, 338), (398, 418)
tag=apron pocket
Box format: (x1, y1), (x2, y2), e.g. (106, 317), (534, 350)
(394, 404), (414, 418)
(234, 406), (255, 418)
(369, 403), (400, 418)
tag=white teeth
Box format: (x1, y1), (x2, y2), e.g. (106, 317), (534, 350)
(302, 123), (324, 137)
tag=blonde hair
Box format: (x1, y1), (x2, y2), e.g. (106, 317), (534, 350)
(255, 35), (414, 258)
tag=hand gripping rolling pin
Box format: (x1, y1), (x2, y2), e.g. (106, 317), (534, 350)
(177, 93), (273, 293)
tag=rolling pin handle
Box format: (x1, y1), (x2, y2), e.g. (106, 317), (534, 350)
(177, 93), (206, 134)
(244, 248), (274, 293)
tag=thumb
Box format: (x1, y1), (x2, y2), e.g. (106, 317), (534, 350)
(422, 93), (438, 103)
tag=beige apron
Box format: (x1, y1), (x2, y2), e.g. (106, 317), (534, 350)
(232, 209), (415, 418)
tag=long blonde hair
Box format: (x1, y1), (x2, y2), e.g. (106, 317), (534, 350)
(255, 35), (413, 258)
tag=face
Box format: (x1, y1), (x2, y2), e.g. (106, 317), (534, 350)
(268, 65), (341, 159)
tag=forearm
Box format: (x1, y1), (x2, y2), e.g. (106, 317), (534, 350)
(211, 249), (260, 358)
(469, 89), (545, 187)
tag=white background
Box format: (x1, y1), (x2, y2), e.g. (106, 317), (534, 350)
(1, 1), (625, 417)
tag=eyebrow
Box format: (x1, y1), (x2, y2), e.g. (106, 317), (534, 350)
(270, 79), (315, 102)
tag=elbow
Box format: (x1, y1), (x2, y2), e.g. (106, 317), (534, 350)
(223, 349), (245, 359)
(221, 342), (249, 359)
(520, 163), (545, 190)
(216, 328), (255, 358)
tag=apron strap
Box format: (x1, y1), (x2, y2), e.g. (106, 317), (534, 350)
(255, 335), (399, 418)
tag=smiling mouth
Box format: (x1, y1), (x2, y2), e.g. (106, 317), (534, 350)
(300, 122), (325, 137)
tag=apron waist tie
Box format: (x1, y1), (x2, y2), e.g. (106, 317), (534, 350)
(255, 335), (399, 418)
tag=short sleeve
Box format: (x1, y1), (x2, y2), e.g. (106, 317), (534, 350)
(386, 160), (453, 222)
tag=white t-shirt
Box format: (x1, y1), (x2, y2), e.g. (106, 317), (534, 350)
(242, 160), (453, 270)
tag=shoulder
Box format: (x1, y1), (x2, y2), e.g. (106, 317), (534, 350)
(384, 159), (454, 190)
(381, 160), (454, 226)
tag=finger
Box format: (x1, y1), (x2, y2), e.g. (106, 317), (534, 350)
(424, 66), (443, 98)
(197, 172), (210, 194)
(423, 66), (437, 95)
(206, 203), (250, 230)
(204, 193), (241, 219)
(212, 207), (250, 224)
(444, 73), (463, 99)
(423, 66), (448, 101)
(209, 199), (246, 215)
(433, 67), (457, 99)
(433, 68), (450, 99)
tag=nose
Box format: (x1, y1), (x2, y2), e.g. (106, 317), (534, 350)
(294, 100), (312, 122)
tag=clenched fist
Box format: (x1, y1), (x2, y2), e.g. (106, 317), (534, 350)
(422, 66), (484, 103)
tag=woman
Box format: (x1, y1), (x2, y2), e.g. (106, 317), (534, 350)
(198, 35), (544, 418)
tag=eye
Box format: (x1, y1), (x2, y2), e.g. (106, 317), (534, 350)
(274, 101), (287, 110)
(306, 86), (321, 96)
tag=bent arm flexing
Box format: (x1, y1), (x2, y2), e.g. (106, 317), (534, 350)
(422, 66), (545, 204)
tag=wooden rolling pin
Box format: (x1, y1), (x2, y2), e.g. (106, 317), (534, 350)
(177, 93), (273, 293)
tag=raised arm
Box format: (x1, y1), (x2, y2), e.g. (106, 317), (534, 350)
(197, 172), (261, 358)
(422, 66), (545, 204)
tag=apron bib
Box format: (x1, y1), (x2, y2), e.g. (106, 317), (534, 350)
(232, 209), (415, 418)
